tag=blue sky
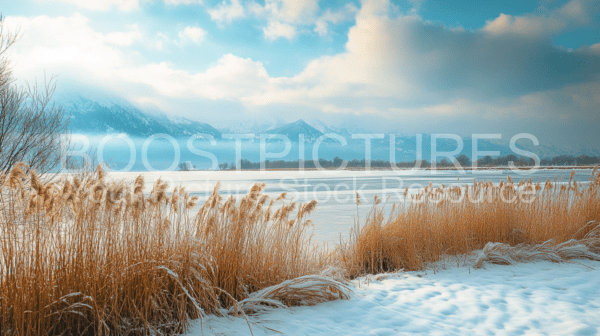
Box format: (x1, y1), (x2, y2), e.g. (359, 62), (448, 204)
(2, 0), (600, 148)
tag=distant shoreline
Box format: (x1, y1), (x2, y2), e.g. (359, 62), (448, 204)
(178, 165), (599, 172)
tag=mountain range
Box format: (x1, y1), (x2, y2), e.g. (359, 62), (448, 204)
(60, 95), (222, 138)
(57, 94), (600, 159)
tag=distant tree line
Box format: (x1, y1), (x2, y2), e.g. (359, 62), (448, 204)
(215, 154), (600, 170)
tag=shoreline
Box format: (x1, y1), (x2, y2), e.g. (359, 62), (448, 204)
(176, 165), (598, 172)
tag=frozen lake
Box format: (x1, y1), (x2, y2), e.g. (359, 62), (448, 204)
(110, 168), (595, 243)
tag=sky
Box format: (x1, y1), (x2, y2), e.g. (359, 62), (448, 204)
(2, 0), (600, 149)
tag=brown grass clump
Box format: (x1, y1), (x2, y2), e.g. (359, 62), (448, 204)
(474, 219), (600, 267)
(340, 169), (600, 276)
(0, 164), (332, 336)
(235, 269), (351, 315)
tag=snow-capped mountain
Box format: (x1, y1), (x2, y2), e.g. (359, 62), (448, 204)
(59, 95), (222, 138)
(266, 119), (324, 142)
(53, 93), (599, 158)
(305, 119), (356, 139)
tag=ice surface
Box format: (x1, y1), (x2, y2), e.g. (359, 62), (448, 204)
(109, 169), (595, 243)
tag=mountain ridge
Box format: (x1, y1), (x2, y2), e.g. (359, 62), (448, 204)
(61, 95), (222, 138)
(56, 95), (600, 159)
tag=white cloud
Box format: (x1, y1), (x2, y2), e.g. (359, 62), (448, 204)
(40, 0), (141, 11)
(178, 26), (207, 43)
(14, 0), (589, 122)
(262, 21), (297, 41)
(164, 0), (202, 4)
(154, 32), (169, 50)
(4, 14), (271, 102)
(259, 0), (320, 25)
(483, 13), (566, 38)
(111, 53), (275, 103)
(314, 3), (358, 36)
(209, 0), (355, 40)
(4, 15), (249, 96)
(4, 14), (126, 82)
(207, 0), (245, 25)
(104, 25), (143, 46)
(483, 0), (595, 38)
(39, 0), (205, 10)
(239, 0), (600, 126)
(8, 2), (597, 113)
(254, 0), (319, 40)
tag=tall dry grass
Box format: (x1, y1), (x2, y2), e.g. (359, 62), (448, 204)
(2, 162), (600, 335)
(195, 181), (331, 306)
(0, 163), (335, 335)
(340, 168), (600, 276)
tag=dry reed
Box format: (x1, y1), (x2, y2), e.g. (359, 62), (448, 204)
(0, 164), (334, 336)
(340, 169), (600, 276)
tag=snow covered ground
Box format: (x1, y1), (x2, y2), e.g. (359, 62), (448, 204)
(187, 259), (600, 336)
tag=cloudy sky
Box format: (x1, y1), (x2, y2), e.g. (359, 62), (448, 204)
(3, 0), (600, 148)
